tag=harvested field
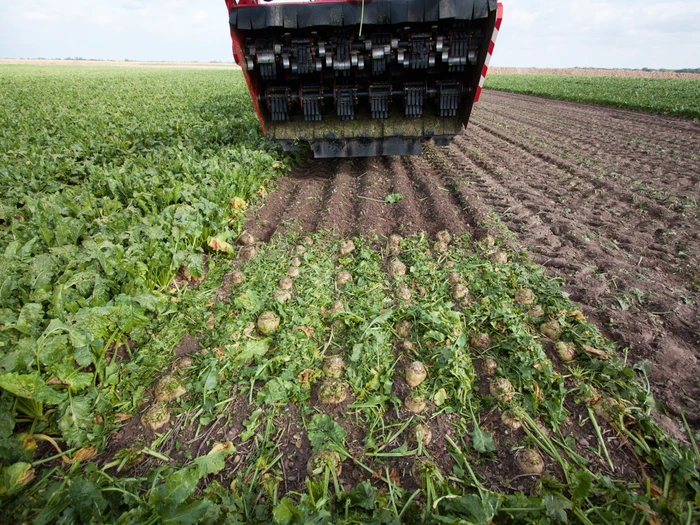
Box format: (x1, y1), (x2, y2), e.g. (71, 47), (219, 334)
(247, 90), (700, 427)
(3, 66), (698, 523)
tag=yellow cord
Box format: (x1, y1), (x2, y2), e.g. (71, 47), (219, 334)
(359, 0), (365, 37)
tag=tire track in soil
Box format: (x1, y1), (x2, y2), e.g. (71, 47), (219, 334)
(354, 157), (395, 239)
(445, 126), (700, 425)
(390, 157), (444, 236)
(244, 177), (301, 241)
(405, 154), (474, 234)
(314, 159), (358, 236)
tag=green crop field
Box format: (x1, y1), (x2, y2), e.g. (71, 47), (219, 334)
(0, 66), (698, 524)
(484, 74), (700, 119)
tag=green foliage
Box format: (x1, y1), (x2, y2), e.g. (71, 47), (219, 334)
(0, 64), (286, 514)
(484, 74), (700, 119)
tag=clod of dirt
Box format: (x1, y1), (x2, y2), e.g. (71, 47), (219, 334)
(401, 341), (415, 351)
(406, 361), (427, 388)
(482, 235), (496, 248)
(274, 290), (292, 303)
(339, 240), (355, 256)
(527, 305), (545, 318)
(318, 379), (348, 405)
(307, 450), (342, 478)
(302, 236), (314, 246)
(414, 423), (432, 446)
(388, 260), (407, 277)
(238, 232), (256, 246)
(287, 266), (300, 278)
(516, 448), (545, 475)
(323, 356), (345, 379)
(257, 311), (280, 335)
(515, 288), (536, 305)
(444, 261), (456, 269)
(295, 245), (307, 255)
(556, 341), (576, 362)
(447, 272), (462, 285)
(404, 393), (427, 414)
(230, 270), (245, 285)
(452, 284), (470, 300)
(481, 359), (498, 376)
(330, 301), (344, 314)
(470, 333), (492, 350)
(279, 277), (294, 290)
(240, 246), (257, 261)
(501, 410), (523, 431)
(490, 251), (509, 264)
(155, 374), (187, 403)
(142, 404), (171, 432)
(172, 356), (193, 370)
(395, 320), (412, 339)
(540, 321), (562, 340)
(396, 287), (412, 302)
(336, 271), (353, 286)
(434, 241), (449, 253)
(387, 235), (403, 256)
(416, 286), (427, 297)
(437, 230), (452, 244)
(290, 257), (302, 267)
(490, 377), (515, 402)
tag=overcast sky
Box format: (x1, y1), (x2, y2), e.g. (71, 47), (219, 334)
(1, 1), (698, 69)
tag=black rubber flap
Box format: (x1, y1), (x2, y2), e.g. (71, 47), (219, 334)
(390, 1), (409, 24)
(407, 0), (425, 23)
(229, 10), (237, 26)
(237, 8), (251, 30)
(377, 2), (392, 24)
(283, 6), (297, 29)
(297, 5), (314, 28)
(425, 0), (439, 22)
(314, 5), (331, 26)
(328, 5), (343, 26)
(439, 0), (457, 19)
(267, 5), (284, 28)
(343, 3), (361, 26)
(250, 7), (267, 30)
(474, 0), (489, 19)
(311, 138), (422, 158)
(363, 3), (378, 25)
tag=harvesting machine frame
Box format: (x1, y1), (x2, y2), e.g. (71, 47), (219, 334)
(225, 0), (503, 157)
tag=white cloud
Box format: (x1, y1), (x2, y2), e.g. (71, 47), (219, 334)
(0, 0), (697, 67)
(493, 0), (700, 68)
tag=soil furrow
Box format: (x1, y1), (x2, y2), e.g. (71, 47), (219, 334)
(315, 159), (357, 235)
(443, 137), (700, 424)
(354, 157), (395, 238)
(404, 154), (473, 235)
(245, 177), (301, 241)
(388, 157), (442, 236)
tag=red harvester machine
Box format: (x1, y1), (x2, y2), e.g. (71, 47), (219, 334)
(225, 0), (503, 158)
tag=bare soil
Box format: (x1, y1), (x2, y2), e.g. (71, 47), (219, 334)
(246, 90), (700, 427)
